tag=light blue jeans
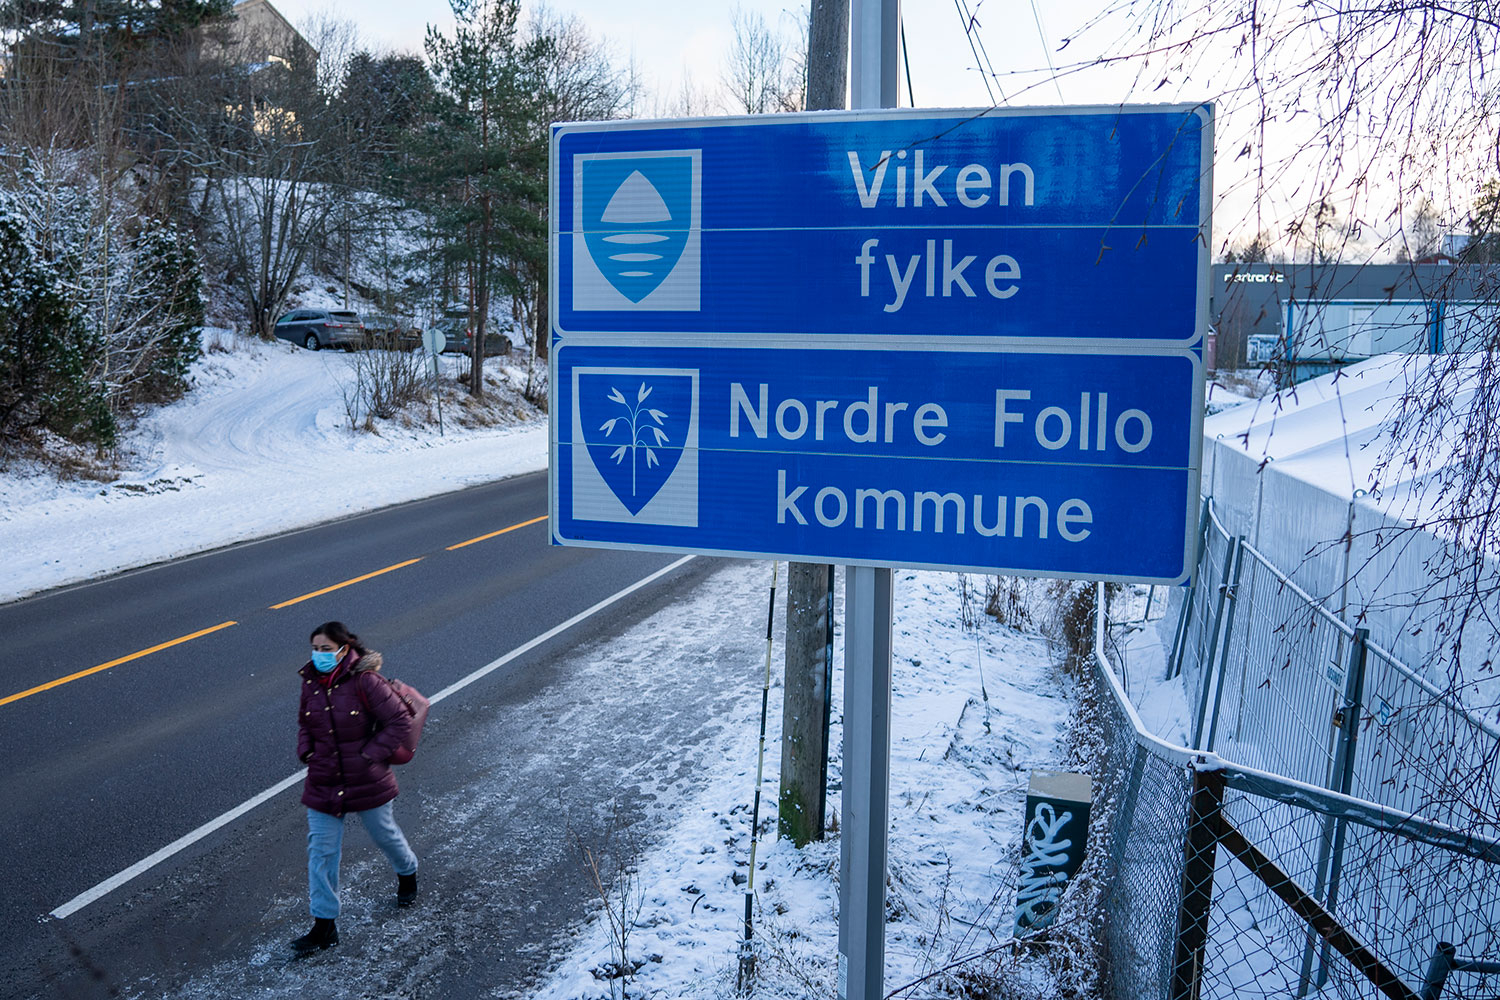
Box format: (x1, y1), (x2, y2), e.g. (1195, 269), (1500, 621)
(306, 803), (418, 919)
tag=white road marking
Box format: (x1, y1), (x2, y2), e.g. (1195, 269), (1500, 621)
(47, 555), (696, 921)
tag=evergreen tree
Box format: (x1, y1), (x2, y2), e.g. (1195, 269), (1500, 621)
(127, 222), (203, 400)
(414, 0), (552, 397)
(340, 52), (436, 183)
(0, 0), (233, 64)
(1466, 180), (1500, 265)
(0, 196), (113, 449)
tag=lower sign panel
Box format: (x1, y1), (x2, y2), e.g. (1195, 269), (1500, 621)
(550, 341), (1202, 583)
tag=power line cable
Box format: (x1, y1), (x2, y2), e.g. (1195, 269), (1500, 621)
(900, 18), (915, 107)
(960, 0), (1008, 104)
(950, 0), (996, 104)
(1028, 0), (1067, 102)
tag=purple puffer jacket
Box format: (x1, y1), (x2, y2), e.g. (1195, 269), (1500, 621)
(296, 650), (413, 817)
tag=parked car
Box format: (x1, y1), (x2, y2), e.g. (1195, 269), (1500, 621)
(361, 313), (422, 350)
(273, 309), (366, 350)
(428, 314), (511, 357)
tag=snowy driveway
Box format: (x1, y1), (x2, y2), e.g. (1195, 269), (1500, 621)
(1, 337), (548, 604)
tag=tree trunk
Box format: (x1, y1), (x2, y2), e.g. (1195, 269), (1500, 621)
(534, 272), (548, 360)
(471, 91), (490, 397)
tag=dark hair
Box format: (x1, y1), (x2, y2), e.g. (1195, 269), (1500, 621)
(309, 621), (369, 656)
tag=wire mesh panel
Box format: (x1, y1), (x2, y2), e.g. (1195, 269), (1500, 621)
(1196, 781), (1500, 1000)
(1089, 658), (1194, 1000)
(1215, 782), (1335, 976)
(1093, 586), (1500, 1000)
(1354, 641), (1500, 837)
(1317, 817), (1500, 997)
(1207, 543), (1354, 790)
(1178, 504), (1235, 740)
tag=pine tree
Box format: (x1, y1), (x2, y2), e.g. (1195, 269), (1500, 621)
(0, 196), (113, 450)
(0, 0), (234, 65)
(413, 0), (552, 397)
(128, 223), (203, 399)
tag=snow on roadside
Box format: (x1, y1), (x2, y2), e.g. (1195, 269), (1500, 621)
(529, 570), (1075, 1000)
(0, 333), (547, 604)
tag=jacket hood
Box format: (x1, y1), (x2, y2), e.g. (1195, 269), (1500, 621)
(351, 651), (383, 674)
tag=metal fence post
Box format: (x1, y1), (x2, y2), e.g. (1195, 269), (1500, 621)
(1195, 536), (1244, 751)
(1297, 626), (1370, 995)
(1168, 496), (1213, 680)
(1170, 764), (1226, 1000)
(1315, 627), (1371, 990)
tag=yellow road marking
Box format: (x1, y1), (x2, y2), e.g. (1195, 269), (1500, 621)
(446, 514), (548, 551)
(8, 516), (546, 708)
(269, 558), (424, 609)
(0, 620), (239, 708)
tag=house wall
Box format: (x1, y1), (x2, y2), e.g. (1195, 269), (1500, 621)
(202, 0), (317, 70)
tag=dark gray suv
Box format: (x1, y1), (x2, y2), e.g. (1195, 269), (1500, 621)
(273, 309), (366, 350)
(429, 315), (511, 357)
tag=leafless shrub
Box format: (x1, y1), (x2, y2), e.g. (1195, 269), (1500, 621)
(1043, 582), (1120, 680)
(959, 575), (1045, 633)
(339, 336), (428, 431)
(957, 573), (981, 632)
(567, 795), (647, 998)
(987, 577), (1042, 632)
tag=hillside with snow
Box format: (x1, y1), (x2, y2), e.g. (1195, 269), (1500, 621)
(0, 332), (547, 603)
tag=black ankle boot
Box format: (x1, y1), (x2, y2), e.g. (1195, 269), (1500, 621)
(291, 917), (338, 955)
(397, 872), (418, 907)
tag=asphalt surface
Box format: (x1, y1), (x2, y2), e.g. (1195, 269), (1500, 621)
(0, 471), (743, 999)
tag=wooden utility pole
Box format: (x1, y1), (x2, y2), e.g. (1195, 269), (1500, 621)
(806, 0), (852, 113)
(777, 0), (849, 848)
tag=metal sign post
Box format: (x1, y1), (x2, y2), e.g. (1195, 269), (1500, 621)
(838, 564), (894, 999)
(840, 4), (898, 998)
(422, 328), (447, 437)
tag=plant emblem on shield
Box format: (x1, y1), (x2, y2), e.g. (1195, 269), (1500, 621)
(574, 368), (698, 523)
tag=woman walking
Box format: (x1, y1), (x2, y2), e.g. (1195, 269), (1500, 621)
(292, 621), (419, 955)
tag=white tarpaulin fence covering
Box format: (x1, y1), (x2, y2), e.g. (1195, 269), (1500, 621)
(1200, 355), (1499, 710)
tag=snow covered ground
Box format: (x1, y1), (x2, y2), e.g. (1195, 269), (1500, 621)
(0, 332), (548, 603)
(528, 571), (1077, 1000)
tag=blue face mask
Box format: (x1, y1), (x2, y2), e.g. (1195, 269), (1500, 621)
(311, 648), (341, 673)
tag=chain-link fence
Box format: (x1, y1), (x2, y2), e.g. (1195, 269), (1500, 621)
(1169, 497), (1500, 836)
(1088, 497), (1500, 1000)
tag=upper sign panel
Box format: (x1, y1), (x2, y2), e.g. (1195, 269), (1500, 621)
(551, 105), (1211, 342)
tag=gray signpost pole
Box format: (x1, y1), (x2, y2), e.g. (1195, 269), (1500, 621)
(838, 565), (894, 999)
(839, 4), (898, 999)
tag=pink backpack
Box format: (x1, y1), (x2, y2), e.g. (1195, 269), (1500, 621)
(358, 673), (430, 765)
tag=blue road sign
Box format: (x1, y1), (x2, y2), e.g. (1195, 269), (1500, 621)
(548, 106), (1211, 583)
(551, 106), (1211, 343)
(551, 342), (1203, 584)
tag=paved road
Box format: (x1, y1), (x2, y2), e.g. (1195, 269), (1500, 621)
(0, 472), (749, 999)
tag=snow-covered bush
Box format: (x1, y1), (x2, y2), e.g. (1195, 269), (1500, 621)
(0, 196), (113, 451)
(0, 148), (205, 450)
(120, 224), (205, 403)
